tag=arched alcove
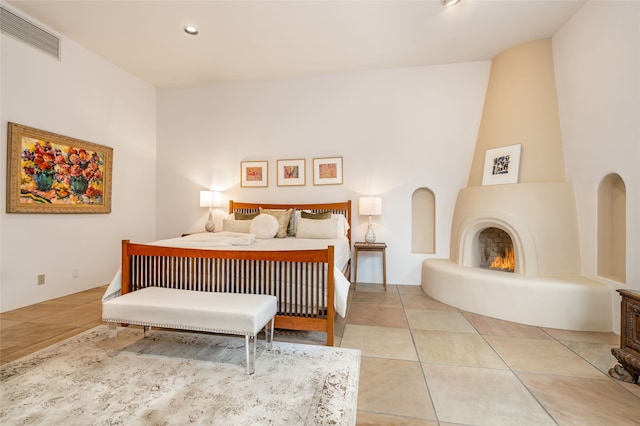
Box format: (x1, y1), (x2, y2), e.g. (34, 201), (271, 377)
(597, 173), (626, 282)
(411, 188), (435, 254)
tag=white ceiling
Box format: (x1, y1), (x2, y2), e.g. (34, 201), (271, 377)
(6, 0), (587, 88)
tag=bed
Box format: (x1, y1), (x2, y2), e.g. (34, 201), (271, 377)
(104, 200), (352, 346)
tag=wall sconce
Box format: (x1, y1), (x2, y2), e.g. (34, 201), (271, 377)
(359, 196), (382, 244)
(200, 190), (221, 232)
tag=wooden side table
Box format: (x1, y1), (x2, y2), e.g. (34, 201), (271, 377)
(352, 242), (387, 291)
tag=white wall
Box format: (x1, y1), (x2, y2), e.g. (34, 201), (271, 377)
(157, 63), (491, 285)
(553, 1), (640, 322)
(0, 17), (157, 311)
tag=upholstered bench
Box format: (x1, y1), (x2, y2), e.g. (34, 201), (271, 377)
(102, 287), (277, 374)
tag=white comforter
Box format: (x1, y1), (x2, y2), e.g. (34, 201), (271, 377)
(104, 232), (351, 317)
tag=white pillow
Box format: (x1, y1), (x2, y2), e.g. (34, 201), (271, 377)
(222, 219), (251, 233)
(294, 211), (350, 237)
(295, 217), (338, 239)
(332, 213), (350, 236)
(249, 214), (279, 239)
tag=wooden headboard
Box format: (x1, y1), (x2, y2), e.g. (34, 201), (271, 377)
(229, 200), (352, 244)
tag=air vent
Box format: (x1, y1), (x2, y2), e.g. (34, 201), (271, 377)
(1, 5), (60, 59)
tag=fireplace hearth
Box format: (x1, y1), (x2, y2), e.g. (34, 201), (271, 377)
(421, 182), (612, 331)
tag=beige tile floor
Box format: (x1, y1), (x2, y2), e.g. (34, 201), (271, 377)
(2, 283), (640, 425)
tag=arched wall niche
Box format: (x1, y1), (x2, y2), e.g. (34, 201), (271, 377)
(597, 173), (626, 283)
(411, 188), (435, 254)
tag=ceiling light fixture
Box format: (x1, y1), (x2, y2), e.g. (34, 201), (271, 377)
(441, 0), (461, 6)
(184, 26), (198, 35)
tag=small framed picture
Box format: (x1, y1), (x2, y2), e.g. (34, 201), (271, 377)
(313, 156), (343, 185)
(277, 158), (305, 186)
(241, 160), (268, 187)
(482, 144), (522, 186)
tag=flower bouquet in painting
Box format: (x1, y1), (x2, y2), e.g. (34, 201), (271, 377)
(22, 140), (104, 202)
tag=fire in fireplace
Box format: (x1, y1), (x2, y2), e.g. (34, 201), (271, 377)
(479, 227), (515, 273)
(489, 246), (515, 272)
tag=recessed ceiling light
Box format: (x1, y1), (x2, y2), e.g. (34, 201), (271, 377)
(441, 0), (462, 6)
(184, 26), (198, 35)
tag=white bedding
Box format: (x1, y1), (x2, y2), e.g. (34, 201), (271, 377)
(104, 232), (351, 317)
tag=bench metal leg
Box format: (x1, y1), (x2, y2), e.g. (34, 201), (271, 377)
(245, 335), (257, 375)
(107, 322), (118, 357)
(246, 318), (275, 375)
(265, 318), (274, 351)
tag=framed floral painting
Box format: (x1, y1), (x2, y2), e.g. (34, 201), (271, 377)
(6, 122), (113, 213)
(277, 158), (305, 186)
(240, 160), (268, 188)
(313, 156), (343, 185)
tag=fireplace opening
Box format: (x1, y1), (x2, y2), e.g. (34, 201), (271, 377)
(479, 227), (514, 273)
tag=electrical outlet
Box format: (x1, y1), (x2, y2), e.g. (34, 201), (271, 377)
(37, 274), (45, 285)
(72, 267), (79, 278)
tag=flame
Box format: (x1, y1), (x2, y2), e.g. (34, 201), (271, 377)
(490, 247), (514, 271)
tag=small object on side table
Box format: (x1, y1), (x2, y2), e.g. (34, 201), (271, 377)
(352, 241), (387, 292)
(609, 289), (640, 384)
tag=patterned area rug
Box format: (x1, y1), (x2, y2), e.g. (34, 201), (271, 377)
(1, 325), (360, 425)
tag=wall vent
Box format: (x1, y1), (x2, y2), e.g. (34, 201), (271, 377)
(1, 5), (60, 59)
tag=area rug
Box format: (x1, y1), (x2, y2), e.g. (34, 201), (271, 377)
(1, 326), (360, 425)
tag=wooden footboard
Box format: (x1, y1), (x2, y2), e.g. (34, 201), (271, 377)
(121, 240), (336, 345)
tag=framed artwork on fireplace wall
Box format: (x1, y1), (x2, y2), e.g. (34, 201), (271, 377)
(482, 144), (521, 186)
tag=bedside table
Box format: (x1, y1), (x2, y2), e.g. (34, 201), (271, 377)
(352, 242), (387, 291)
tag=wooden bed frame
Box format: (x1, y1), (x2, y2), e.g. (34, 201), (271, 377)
(120, 200), (352, 346)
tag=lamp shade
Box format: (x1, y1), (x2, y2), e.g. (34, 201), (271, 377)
(200, 190), (221, 208)
(359, 197), (382, 216)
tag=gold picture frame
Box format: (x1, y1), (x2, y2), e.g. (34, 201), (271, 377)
(313, 156), (343, 185)
(277, 158), (305, 186)
(6, 122), (113, 213)
(240, 160), (268, 188)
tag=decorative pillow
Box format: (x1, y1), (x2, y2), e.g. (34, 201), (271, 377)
(332, 213), (350, 236)
(235, 211), (259, 220)
(301, 210), (332, 220)
(295, 211), (350, 237)
(249, 214), (279, 239)
(295, 217), (338, 239)
(222, 219), (251, 233)
(259, 208), (293, 238)
(286, 207), (297, 237)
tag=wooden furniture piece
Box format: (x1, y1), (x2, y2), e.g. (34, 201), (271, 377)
(119, 200), (351, 347)
(103, 287), (277, 375)
(352, 241), (387, 292)
(609, 289), (640, 384)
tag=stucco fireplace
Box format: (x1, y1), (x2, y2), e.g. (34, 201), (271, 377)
(423, 183), (611, 331)
(421, 39), (612, 332)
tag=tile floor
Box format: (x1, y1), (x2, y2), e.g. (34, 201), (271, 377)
(2, 283), (640, 425)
